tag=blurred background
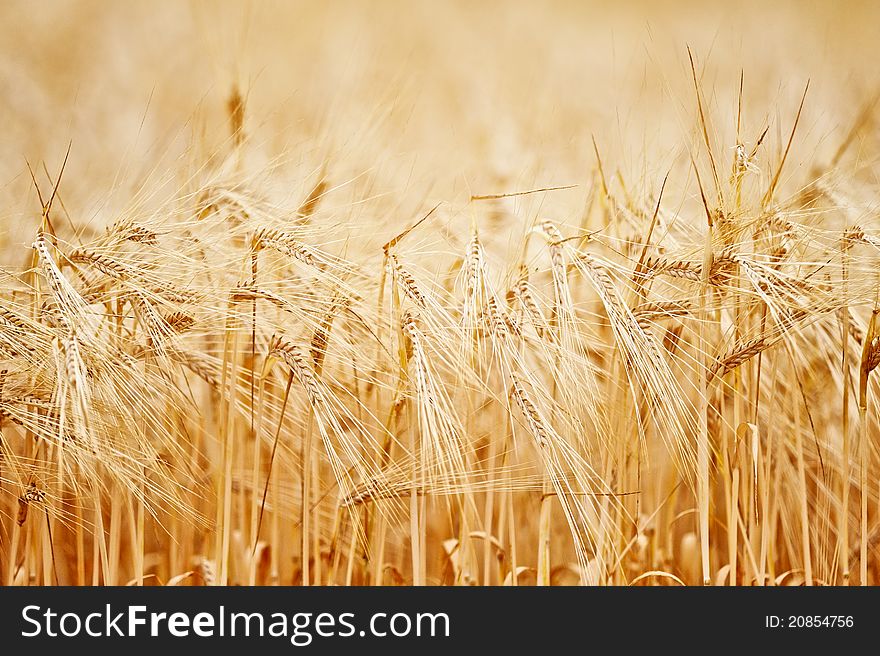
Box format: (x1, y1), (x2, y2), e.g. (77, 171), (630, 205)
(1, 0), (878, 255)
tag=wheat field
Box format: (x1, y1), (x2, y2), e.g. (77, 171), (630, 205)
(1, 0), (880, 586)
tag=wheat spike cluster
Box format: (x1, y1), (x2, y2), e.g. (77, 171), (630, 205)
(2, 0), (880, 587)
